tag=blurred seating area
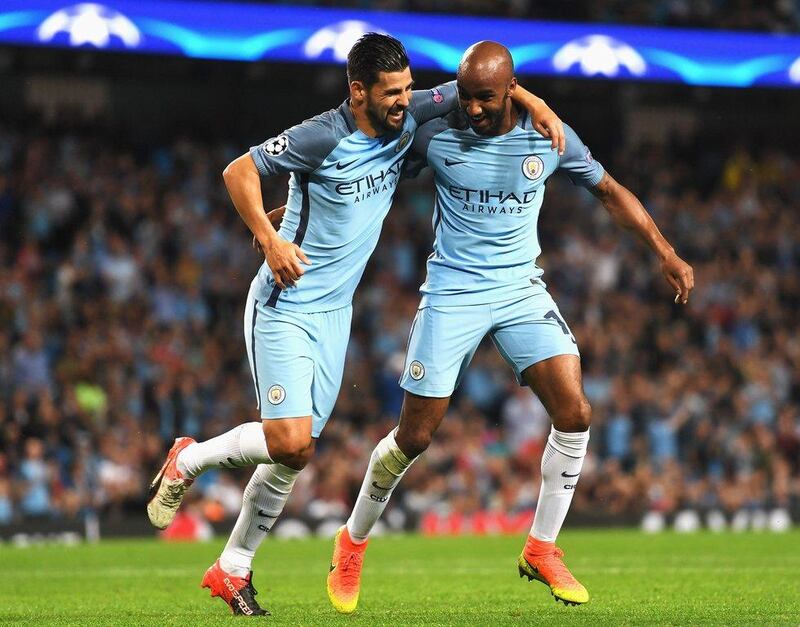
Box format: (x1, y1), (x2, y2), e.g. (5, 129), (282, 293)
(263, 0), (800, 32)
(0, 118), (797, 532)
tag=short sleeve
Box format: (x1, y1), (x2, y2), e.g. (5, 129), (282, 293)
(250, 114), (341, 178)
(407, 81), (458, 126)
(557, 123), (605, 188)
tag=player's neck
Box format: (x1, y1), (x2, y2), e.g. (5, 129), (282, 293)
(350, 101), (382, 138)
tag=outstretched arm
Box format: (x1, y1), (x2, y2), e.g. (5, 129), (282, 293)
(590, 172), (694, 304)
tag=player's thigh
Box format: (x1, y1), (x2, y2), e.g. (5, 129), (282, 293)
(307, 305), (352, 438)
(249, 302), (315, 422)
(399, 304), (490, 397)
(489, 292), (579, 386)
(520, 354), (587, 427)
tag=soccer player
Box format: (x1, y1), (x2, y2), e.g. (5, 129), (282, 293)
(328, 41), (694, 611)
(145, 34), (565, 616)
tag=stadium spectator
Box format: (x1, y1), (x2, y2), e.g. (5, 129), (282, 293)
(0, 120), (797, 530)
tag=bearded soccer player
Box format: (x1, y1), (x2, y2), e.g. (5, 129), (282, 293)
(328, 41), (694, 611)
(145, 34), (565, 616)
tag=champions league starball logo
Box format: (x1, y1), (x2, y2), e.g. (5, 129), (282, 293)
(304, 20), (387, 62)
(552, 35), (646, 78)
(790, 57), (800, 83)
(263, 135), (288, 157)
(37, 3), (141, 49)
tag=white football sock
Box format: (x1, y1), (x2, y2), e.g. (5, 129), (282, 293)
(530, 427), (589, 543)
(219, 463), (300, 577)
(346, 429), (414, 543)
(177, 422), (272, 480)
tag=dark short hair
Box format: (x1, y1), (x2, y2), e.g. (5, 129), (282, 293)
(347, 33), (409, 87)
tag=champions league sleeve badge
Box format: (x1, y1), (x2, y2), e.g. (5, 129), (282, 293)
(263, 135), (288, 157)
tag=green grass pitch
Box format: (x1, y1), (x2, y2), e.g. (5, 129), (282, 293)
(1, 529), (798, 626)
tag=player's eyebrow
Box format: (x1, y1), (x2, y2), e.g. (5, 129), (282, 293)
(384, 80), (414, 96)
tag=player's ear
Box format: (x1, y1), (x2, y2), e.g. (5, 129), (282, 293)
(349, 80), (367, 104)
(507, 77), (517, 97)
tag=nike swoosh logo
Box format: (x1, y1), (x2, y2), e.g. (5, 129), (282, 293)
(336, 159), (357, 170)
(444, 158), (466, 166)
(329, 564), (336, 573)
(220, 456), (242, 469)
(372, 480), (392, 491)
(561, 471), (581, 478)
(257, 509), (277, 518)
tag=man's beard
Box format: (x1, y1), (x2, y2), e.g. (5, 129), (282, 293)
(470, 94), (510, 136)
(366, 102), (405, 134)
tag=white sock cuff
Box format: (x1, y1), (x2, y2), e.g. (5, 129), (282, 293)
(548, 426), (590, 458)
(239, 422), (273, 465)
(375, 428), (413, 476)
(263, 463), (300, 495)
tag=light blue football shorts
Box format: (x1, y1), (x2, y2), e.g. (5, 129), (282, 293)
(244, 280), (352, 438)
(399, 289), (579, 397)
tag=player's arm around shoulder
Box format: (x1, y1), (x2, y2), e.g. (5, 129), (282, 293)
(590, 171), (694, 305)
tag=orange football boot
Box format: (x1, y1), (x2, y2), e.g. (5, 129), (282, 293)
(517, 536), (589, 605)
(326, 525), (368, 614)
(201, 559), (269, 616)
(146, 437), (195, 529)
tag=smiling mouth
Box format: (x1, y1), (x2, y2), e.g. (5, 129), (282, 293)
(388, 110), (404, 122)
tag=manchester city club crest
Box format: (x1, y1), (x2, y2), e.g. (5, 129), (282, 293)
(409, 360), (425, 380)
(395, 131), (411, 153)
(522, 155), (545, 180)
(267, 384), (286, 405)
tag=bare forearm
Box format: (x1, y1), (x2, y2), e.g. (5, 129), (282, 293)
(592, 173), (674, 260)
(222, 153), (279, 247)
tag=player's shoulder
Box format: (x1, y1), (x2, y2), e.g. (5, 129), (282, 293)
(283, 101), (356, 154)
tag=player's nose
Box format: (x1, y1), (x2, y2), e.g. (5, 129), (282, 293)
(465, 100), (482, 118)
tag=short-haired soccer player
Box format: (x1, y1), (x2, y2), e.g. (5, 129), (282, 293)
(145, 34), (566, 616)
(328, 41), (694, 612)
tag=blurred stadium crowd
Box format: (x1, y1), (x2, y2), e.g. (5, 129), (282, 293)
(0, 117), (798, 532)
(266, 0), (800, 32)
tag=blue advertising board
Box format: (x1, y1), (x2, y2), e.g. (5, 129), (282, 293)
(1, 1), (799, 88)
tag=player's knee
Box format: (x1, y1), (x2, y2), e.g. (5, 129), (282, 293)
(395, 426), (433, 459)
(553, 398), (592, 432)
(264, 422), (315, 470)
(271, 437), (315, 470)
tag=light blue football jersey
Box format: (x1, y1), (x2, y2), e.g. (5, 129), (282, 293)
(405, 110), (605, 306)
(249, 83), (457, 312)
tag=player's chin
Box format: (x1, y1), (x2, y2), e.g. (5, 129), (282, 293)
(385, 110), (405, 131)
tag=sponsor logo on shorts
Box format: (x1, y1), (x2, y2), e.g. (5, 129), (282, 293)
(522, 155), (545, 180)
(409, 360), (425, 380)
(267, 384), (286, 405)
